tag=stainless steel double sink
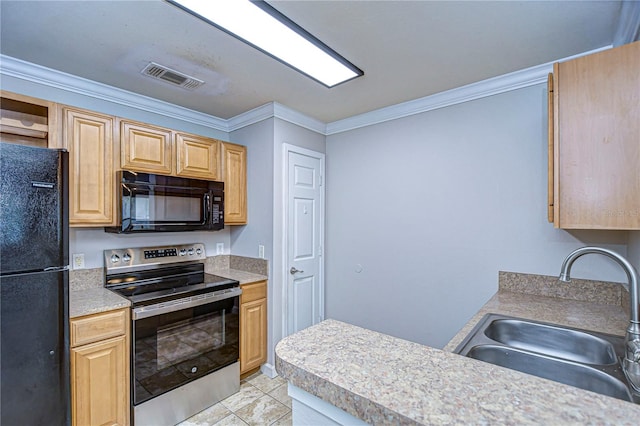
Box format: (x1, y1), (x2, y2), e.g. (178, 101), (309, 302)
(454, 314), (639, 403)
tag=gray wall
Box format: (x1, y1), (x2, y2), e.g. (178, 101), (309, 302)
(230, 116), (326, 371)
(274, 118), (326, 154)
(325, 84), (628, 349)
(70, 228), (231, 269)
(628, 232), (640, 271)
(5, 65), (635, 356)
(229, 118), (275, 259)
(228, 116), (326, 262)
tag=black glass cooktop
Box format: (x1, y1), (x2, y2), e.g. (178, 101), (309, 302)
(106, 263), (238, 306)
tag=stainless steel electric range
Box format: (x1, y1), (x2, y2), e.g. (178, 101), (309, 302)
(104, 243), (241, 426)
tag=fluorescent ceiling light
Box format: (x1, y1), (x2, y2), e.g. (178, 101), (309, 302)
(168, 0), (363, 87)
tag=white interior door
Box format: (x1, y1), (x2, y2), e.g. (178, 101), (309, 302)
(286, 146), (324, 336)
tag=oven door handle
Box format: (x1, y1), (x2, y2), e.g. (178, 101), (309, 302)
(132, 287), (242, 320)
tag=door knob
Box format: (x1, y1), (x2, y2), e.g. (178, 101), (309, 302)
(290, 267), (304, 275)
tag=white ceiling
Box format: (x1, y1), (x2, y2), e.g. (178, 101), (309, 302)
(0, 1), (630, 123)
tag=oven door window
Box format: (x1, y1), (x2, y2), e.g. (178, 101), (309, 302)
(124, 184), (209, 230)
(132, 297), (239, 405)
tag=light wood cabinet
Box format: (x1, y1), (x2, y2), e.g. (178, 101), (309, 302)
(120, 120), (225, 181)
(62, 107), (117, 226)
(1, 90), (59, 148)
(176, 132), (220, 180)
(120, 120), (173, 175)
(4, 91), (250, 226)
(240, 280), (267, 375)
(549, 41), (640, 229)
(70, 308), (130, 426)
(221, 142), (248, 224)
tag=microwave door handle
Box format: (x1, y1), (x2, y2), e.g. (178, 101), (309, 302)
(203, 193), (210, 225)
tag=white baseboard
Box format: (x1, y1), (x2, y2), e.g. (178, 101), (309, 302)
(288, 384), (367, 426)
(260, 363), (277, 378)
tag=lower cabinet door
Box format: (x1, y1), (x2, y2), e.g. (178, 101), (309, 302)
(71, 335), (129, 426)
(240, 297), (267, 374)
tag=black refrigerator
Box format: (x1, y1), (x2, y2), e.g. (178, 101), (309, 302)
(0, 142), (70, 425)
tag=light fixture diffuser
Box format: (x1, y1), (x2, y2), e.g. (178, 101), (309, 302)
(168, 0), (363, 87)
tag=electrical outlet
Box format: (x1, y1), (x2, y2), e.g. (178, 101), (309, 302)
(216, 243), (224, 255)
(258, 245), (265, 259)
(72, 253), (85, 269)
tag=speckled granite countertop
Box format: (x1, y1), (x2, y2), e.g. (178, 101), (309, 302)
(68, 268), (265, 318)
(443, 290), (629, 352)
(70, 287), (130, 319)
(205, 254), (268, 284)
(212, 268), (268, 285)
(69, 254), (267, 319)
(275, 272), (640, 424)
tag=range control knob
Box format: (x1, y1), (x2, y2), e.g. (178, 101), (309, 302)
(122, 253), (131, 262)
(179, 249), (187, 256)
(188, 248), (194, 255)
(196, 248), (202, 255)
(110, 254), (120, 264)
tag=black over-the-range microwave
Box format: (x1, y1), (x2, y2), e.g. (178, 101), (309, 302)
(105, 171), (224, 233)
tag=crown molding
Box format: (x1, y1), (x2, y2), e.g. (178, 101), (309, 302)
(1, 43), (619, 138)
(226, 103), (276, 131)
(273, 102), (327, 134)
(325, 46), (611, 135)
(0, 54), (228, 131)
(613, 1), (640, 46)
(1, 54), (326, 135)
(226, 102), (326, 134)
(326, 65), (549, 135)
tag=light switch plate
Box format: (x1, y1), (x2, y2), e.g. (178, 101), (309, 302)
(258, 245), (265, 259)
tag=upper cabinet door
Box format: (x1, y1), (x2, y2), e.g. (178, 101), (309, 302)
(175, 133), (220, 180)
(552, 41), (640, 230)
(221, 142), (247, 225)
(63, 107), (116, 226)
(120, 120), (173, 175)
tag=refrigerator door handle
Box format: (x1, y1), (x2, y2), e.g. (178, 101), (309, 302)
(44, 265), (70, 272)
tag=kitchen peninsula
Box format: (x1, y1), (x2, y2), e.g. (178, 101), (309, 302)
(275, 273), (640, 424)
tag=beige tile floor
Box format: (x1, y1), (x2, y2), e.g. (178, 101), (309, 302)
(178, 372), (292, 426)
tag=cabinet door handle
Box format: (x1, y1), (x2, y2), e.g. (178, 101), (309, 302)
(290, 267), (304, 275)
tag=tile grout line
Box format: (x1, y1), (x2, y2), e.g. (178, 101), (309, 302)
(201, 374), (292, 426)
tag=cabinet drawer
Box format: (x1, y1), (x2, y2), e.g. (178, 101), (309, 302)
(71, 309), (127, 347)
(241, 281), (267, 304)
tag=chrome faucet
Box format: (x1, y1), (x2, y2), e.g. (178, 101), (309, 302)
(559, 246), (640, 392)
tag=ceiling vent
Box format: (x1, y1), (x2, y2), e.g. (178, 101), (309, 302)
(141, 62), (204, 90)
